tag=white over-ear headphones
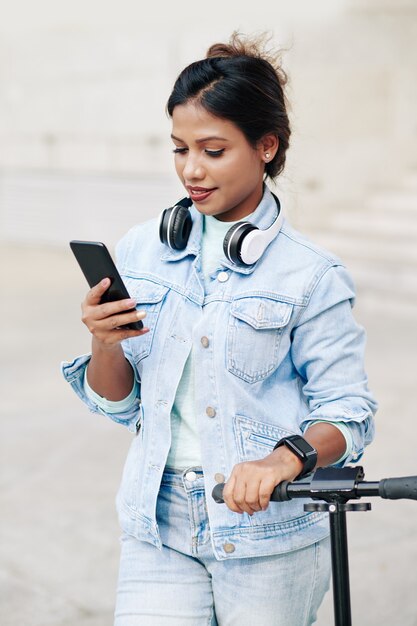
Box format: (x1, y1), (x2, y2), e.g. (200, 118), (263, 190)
(159, 192), (283, 267)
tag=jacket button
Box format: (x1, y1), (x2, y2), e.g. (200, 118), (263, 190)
(206, 406), (216, 418)
(201, 336), (209, 348)
(223, 542), (236, 554)
(185, 471), (197, 482)
(214, 473), (225, 483)
(217, 271), (229, 283)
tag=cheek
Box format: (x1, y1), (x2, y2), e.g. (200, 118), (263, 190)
(216, 158), (244, 185)
(221, 156), (261, 191)
(224, 151), (261, 180)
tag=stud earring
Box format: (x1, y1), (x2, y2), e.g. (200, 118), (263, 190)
(265, 152), (270, 160)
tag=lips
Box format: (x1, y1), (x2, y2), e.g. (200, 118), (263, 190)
(186, 186), (217, 202)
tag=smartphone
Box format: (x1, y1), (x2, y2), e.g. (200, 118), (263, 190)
(69, 240), (143, 330)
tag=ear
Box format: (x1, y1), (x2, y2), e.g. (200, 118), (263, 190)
(257, 134), (279, 163)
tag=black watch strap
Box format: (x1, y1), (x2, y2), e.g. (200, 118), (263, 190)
(273, 435), (317, 479)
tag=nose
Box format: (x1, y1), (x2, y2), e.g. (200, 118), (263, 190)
(182, 152), (205, 181)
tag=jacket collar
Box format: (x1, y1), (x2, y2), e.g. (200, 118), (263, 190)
(160, 185), (282, 275)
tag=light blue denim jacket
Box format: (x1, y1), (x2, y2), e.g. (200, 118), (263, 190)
(62, 187), (377, 560)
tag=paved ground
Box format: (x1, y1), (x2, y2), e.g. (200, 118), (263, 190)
(1, 242), (417, 626)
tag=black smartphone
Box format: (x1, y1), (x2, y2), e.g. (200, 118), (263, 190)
(69, 240), (143, 330)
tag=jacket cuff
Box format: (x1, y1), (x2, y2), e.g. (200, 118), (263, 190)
(84, 367), (139, 414)
(61, 353), (141, 433)
(303, 420), (353, 465)
(300, 409), (374, 466)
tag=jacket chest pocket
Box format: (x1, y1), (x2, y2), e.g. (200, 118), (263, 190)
(123, 277), (169, 363)
(227, 296), (293, 383)
(234, 414), (295, 462)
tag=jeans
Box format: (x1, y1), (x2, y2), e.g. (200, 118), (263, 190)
(114, 467), (331, 626)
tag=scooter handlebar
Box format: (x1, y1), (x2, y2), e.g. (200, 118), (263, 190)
(212, 473), (417, 504)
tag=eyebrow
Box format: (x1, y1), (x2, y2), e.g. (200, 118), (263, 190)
(171, 134), (229, 144)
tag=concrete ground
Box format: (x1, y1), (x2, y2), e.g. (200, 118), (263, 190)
(1, 242), (417, 626)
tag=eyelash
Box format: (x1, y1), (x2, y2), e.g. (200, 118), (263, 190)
(172, 148), (224, 158)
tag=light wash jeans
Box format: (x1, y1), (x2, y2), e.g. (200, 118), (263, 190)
(114, 467), (331, 626)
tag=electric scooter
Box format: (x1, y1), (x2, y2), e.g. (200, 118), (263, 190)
(212, 466), (417, 626)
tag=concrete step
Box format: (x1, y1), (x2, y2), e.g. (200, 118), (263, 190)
(330, 210), (417, 239)
(310, 231), (417, 267)
(304, 215), (417, 311)
(348, 261), (417, 320)
(367, 190), (417, 213)
(304, 183), (417, 284)
(348, 259), (417, 296)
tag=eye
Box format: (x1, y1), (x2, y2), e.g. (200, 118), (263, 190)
(172, 147), (188, 154)
(205, 149), (224, 157)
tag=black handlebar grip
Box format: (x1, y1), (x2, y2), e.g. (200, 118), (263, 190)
(379, 476), (417, 501)
(212, 483), (225, 504)
(212, 480), (293, 505)
(270, 480), (291, 502)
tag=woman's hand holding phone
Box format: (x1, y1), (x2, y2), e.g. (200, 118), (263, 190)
(69, 239), (150, 400)
(81, 277), (149, 350)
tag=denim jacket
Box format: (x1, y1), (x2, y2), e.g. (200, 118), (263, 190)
(62, 187), (377, 560)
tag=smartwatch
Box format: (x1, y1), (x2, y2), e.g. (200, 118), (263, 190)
(273, 435), (318, 479)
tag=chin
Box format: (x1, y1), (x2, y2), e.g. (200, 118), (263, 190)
(194, 201), (223, 216)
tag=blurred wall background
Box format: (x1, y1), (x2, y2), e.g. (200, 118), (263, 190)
(1, 0), (416, 245)
(1, 1), (417, 625)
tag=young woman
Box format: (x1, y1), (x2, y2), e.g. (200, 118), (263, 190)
(63, 33), (377, 626)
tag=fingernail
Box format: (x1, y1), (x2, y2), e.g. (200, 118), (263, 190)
(136, 310), (146, 319)
(101, 278), (109, 286)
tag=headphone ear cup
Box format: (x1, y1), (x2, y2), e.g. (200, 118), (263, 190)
(160, 205), (192, 250)
(171, 206), (192, 250)
(159, 207), (172, 245)
(223, 222), (258, 266)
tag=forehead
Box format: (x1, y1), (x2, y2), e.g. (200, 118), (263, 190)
(171, 102), (245, 142)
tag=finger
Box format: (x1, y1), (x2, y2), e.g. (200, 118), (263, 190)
(81, 302), (142, 332)
(232, 479), (258, 516)
(95, 298), (142, 320)
(83, 306), (149, 344)
(100, 309), (147, 330)
(259, 478), (276, 511)
(223, 475), (244, 514)
(85, 278), (113, 306)
(244, 480), (264, 513)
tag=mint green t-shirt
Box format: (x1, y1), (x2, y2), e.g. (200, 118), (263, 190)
(166, 214), (240, 469)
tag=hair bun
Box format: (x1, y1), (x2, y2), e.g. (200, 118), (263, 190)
(206, 32), (258, 59)
(205, 32), (286, 82)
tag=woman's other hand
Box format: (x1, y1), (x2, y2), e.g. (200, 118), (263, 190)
(223, 446), (303, 515)
(223, 423), (347, 515)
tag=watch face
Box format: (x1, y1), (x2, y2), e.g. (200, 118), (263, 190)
(292, 436), (315, 456)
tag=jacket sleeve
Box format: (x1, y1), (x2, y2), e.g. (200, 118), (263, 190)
(61, 348), (142, 433)
(290, 263), (377, 465)
(60, 230), (142, 433)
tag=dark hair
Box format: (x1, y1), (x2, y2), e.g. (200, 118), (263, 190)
(166, 32), (291, 180)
